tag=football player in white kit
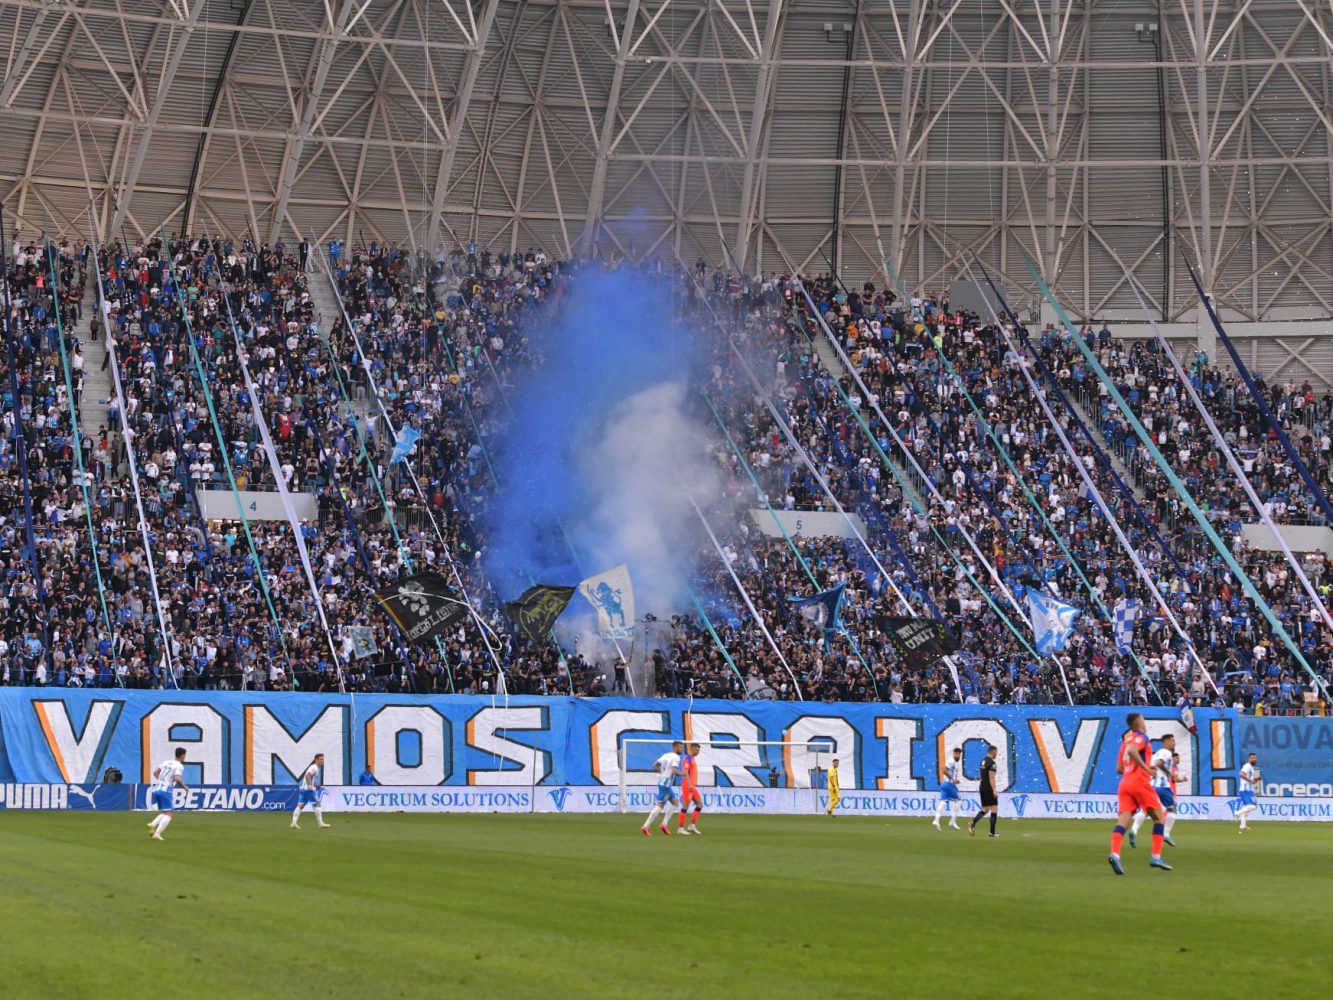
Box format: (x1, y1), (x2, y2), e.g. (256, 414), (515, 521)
(291, 753), (331, 830)
(932, 747), (963, 829)
(147, 747), (189, 841)
(640, 740), (683, 837)
(1129, 733), (1177, 848)
(1237, 752), (1261, 832)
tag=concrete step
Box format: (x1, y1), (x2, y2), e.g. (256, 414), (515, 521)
(1063, 387), (1151, 504)
(307, 259), (372, 419)
(63, 283), (115, 446)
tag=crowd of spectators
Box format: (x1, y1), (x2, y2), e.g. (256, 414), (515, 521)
(2, 230), (1330, 713)
(793, 274), (1333, 711)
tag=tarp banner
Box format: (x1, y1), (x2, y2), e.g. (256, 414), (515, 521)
(0, 690), (1311, 798)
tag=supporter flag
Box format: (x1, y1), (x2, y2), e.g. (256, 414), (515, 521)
(1178, 700), (1198, 734)
(505, 584), (576, 642)
(578, 565), (635, 640)
(348, 625), (378, 659)
(390, 425), (421, 464)
(1112, 597), (1140, 655)
(374, 571), (469, 645)
(1027, 590), (1080, 656)
(788, 583), (846, 650)
(876, 615), (959, 669)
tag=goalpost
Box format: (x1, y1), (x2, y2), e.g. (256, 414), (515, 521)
(616, 739), (839, 815)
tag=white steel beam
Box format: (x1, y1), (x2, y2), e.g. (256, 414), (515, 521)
(108, 0), (204, 235)
(732, 0), (784, 273)
(0, 0), (68, 108)
(266, 0), (360, 244)
(579, 0), (642, 256)
(425, 0), (501, 252)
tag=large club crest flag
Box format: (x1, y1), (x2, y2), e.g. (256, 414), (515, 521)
(374, 571), (469, 646)
(788, 583), (846, 649)
(1027, 590), (1081, 656)
(876, 615), (959, 669)
(505, 585), (576, 642)
(578, 565), (635, 640)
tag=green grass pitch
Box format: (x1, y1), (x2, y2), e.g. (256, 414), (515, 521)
(0, 811), (1325, 998)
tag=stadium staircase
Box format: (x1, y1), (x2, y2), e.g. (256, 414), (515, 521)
(1060, 390), (1150, 505)
(308, 262), (371, 422)
(74, 281), (114, 455)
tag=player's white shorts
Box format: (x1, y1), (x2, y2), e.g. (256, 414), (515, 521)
(151, 789), (173, 811)
(939, 781), (960, 802)
(655, 783), (678, 804)
(298, 789), (320, 806)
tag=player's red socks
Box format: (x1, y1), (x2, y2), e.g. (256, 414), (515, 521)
(1110, 825), (1124, 854)
(1151, 823), (1164, 856)
(677, 812), (687, 831)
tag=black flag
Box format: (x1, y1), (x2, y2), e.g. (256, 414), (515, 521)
(876, 615), (959, 669)
(505, 585), (576, 642)
(374, 571), (470, 646)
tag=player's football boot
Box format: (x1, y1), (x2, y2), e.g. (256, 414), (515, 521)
(1107, 854), (1125, 875)
(1163, 835), (1176, 847)
(659, 823), (672, 836)
(1149, 857), (1172, 871)
(1127, 829), (1137, 849)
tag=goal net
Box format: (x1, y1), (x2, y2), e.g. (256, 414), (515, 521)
(616, 738), (840, 815)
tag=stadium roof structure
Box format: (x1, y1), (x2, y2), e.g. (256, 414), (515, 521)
(2, 0), (1332, 338)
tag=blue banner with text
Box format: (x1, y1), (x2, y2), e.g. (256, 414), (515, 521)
(0, 690), (1284, 795)
(1235, 716), (1333, 796)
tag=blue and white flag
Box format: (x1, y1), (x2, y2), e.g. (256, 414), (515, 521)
(1027, 589), (1080, 656)
(788, 583), (846, 650)
(390, 425), (421, 464)
(578, 564), (635, 640)
(1112, 597), (1140, 655)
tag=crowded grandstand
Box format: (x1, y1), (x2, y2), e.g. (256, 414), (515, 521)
(3, 231), (1330, 712)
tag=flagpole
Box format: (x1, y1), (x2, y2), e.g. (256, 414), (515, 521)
(85, 203), (176, 687)
(692, 250), (985, 701)
(790, 280), (1044, 700)
(216, 272), (347, 692)
(1127, 272), (1321, 701)
(691, 496), (803, 701)
(318, 248), (507, 685)
(1027, 252), (1325, 704)
(0, 204), (54, 677)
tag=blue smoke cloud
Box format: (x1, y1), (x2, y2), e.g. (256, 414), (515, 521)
(484, 265), (718, 618)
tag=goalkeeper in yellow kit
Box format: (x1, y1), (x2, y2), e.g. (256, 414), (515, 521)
(826, 758), (841, 816)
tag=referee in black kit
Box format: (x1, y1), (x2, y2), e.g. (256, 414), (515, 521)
(968, 744), (1001, 838)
